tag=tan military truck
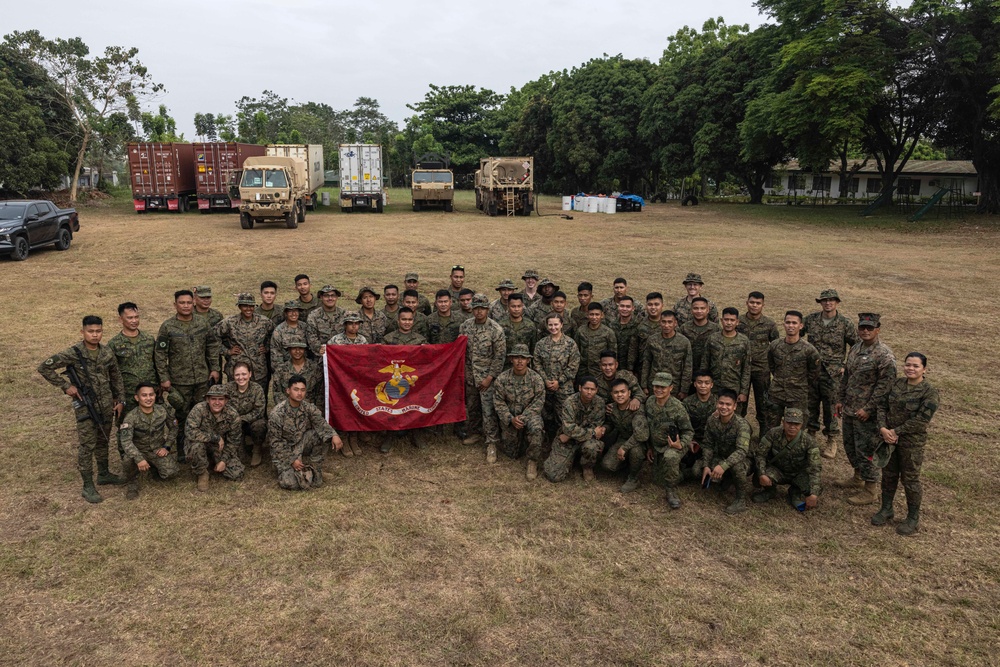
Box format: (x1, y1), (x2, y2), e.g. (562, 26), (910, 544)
(475, 157), (534, 217)
(411, 155), (455, 212)
(238, 156), (309, 229)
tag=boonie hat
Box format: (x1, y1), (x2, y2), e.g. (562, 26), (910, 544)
(343, 311), (363, 323)
(318, 285), (342, 296)
(236, 292), (256, 306)
(507, 344), (532, 358)
(355, 286), (380, 304)
(496, 279), (516, 291)
(682, 273), (704, 285)
(817, 289), (841, 303)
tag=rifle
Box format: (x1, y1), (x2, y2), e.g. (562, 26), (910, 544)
(64, 365), (111, 443)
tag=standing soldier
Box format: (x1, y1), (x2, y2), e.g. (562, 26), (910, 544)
(521, 268), (542, 309)
(752, 408), (822, 510)
(836, 313), (897, 505)
(459, 294), (506, 464)
(679, 297), (721, 380)
(403, 273), (433, 316)
(38, 315), (126, 503)
(382, 284), (401, 318)
(108, 302), (158, 415)
(383, 307), (429, 451)
(154, 289), (221, 460)
(355, 286), (390, 344)
(804, 289), (859, 454)
(118, 382), (181, 499)
(387, 290), (430, 339)
(255, 280), (285, 326)
(269, 374), (343, 490)
(634, 293), (664, 377)
(192, 285), (223, 329)
(446, 265), (466, 303)
(543, 376), (606, 483)
(272, 341), (324, 408)
(215, 292), (274, 394)
(328, 312), (367, 456)
(527, 278), (559, 325)
(697, 389), (753, 514)
(600, 379), (650, 493)
(766, 311), (821, 432)
(499, 294), (540, 366)
(225, 361), (268, 467)
(292, 274), (321, 315)
(673, 273), (719, 325)
(609, 295), (640, 376)
(427, 289), (464, 345)
(645, 372), (694, 508)
(305, 285), (346, 356)
(704, 307), (752, 415)
(738, 291), (780, 428)
(574, 303), (617, 381)
(571, 282), (596, 330)
(594, 350), (643, 410)
(490, 279), (516, 321)
(641, 311), (692, 399)
(493, 344), (547, 479)
(270, 301), (308, 371)
(533, 313), (581, 438)
(601, 277), (644, 321)
(184, 384), (245, 492)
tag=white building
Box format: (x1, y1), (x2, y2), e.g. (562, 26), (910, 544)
(763, 159), (978, 199)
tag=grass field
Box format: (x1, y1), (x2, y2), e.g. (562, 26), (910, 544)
(1, 190), (997, 666)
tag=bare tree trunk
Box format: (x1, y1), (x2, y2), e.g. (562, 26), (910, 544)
(70, 130), (90, 203)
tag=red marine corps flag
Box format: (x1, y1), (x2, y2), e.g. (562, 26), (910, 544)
(324, 340), (467, 431)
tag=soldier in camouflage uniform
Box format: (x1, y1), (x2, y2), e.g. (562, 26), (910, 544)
(804, 289), (859, 450)
(305, 285), (346, 356)
(679, 297), (721, 383)
(184, 384), (245, 491)
(765, 311), (821, 432)
(427, 289), (464, 345)
(633, 293), (664, 379)
(704, 307), (751, 414)
(672, 273), (719, 326)
(272, 341), (324, 408)
(645, 372), (694, 508)
(526, 278), (558, 325)
(601, 277), (645, 321)
(489, 279), (515, 321)
(108, 302), (158, 415)
(493, 344), (546, 478)
(386, 290), (430, 340)
(499, 294), (540, 367)
(872, 352), (939, 536)
(570, 282), (594, 331)
(574, 303), (617, 380)
(609, 295), (640, 376)
(225, 361), (268, 466)
(682, 370), (718, 484)
(383, 308), (429, 451)
(835, 313), (897, 505)
(255, 280), (285, 326)
(270, 301), (308, 371)
(382, 284), (400, 319)
(269, 374), (342, 490)
(403, 273), (433, 316)
(535, 290), (574, 339)
(356, 286), (390, 344)
(543, 377), (606, 483)
(641, 311), (692, 398)
(600, 378), (650, 493)
(38, 315), (127, 503)
(521, 269), (542, 309)
(215, 292), (274, 393)
(697, 389), (753, 514)
(595, 350), (643, 411)
(327, 312), (366, 456)
(752, 408), (821, 510)
(447, 265), (466, 304)
(154, 290), (221, 460)
(292, 274), (321, 315)
(456, 289), (476, 322)
(533, 313), (581, 438)
(738, 291), (780, 427)
(118, 382), (180, 499)
(459, 294), (506, 463)
(192, 285), (223, 329)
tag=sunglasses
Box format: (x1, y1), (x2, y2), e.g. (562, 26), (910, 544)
(451, 265), (464, 271)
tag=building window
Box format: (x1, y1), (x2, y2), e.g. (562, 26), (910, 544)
(867, 178), (882, 194)
(788, 174), (806, 190)
(847, 177), (860, 194)
(811, 175), (832, 192)
(897, 178), (921, 196)
(764, 172), (779, 189)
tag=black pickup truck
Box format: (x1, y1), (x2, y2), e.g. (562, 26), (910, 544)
(0, 200), (80, 261)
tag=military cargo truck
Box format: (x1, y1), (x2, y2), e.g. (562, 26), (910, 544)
(475, 157), (534, 217)
(411, 154), (454, 212)
(266, 144), (324, 209)
(238, 156), (309, 229)
(339, 144), (384, 213)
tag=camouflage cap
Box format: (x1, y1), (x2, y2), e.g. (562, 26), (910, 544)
(236, 292), (256, 306)
(651, 371), (674, 387)
(343, 311), (363, 323)
(471, 293), (490, 309)
(284, 341), (308, 349)
(205, 384), (228, 398)
(355, 286), (380, 304)
(782, 407), (805, 424)
(858, 312), (881, 328)
(284, 300), (304, 310)
(682, 273), (704, 285)
(816, 289), (841, 303)
(521, 269), (540, 280)
(871, 440), (894, 469)
(538, 278), (560, 291)
(507, 343), (532, 358)
(404, 272), (419, 282)
(496, 279), (516, 291)
(194, 285), (213, 297)
(318, 285), (342, 296)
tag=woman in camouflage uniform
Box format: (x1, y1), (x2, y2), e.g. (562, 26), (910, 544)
(225, 361), (268, 467)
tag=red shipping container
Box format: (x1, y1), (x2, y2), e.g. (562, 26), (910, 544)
(128, 143), (196, 213)
(192, 142), (266, 211)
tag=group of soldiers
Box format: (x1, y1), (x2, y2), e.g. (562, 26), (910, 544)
(39, 268), (938, 536)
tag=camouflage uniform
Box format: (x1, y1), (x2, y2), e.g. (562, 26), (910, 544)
(641, 333), (693, 395)
(704, 331), (752, 399)
(489, 298), (510, 322)
(268, 398), (336, 490)
(542, 392), (606, 482)
(328, 332), (368, 346)
(215, 312), (274, 387)
(383, 329), (428, 345)
(609, 317), (641, 376)
(358, 309), (390, 344)
(255, 304), (285, 326)
(533, 335), (581, 432)
(766, 338), (821, 431)
(601, 297), (645, 322)
(698, 414), (752, 502)
(753, 426), (822, 495)
(154, 315), (221, 447)
(107, 330), (158, 414)
(804, 311), (859, 436)
(682, 392), (718, 482)
(38, 342), (124, 477)
(415, 293), (433, 316)
(459, 315), (506, 445)
(645, 394), (694, 488)
(184, 401), (245, 479)
(194, 307), (224, 329)
(679, 319), (721, 380)
(573, 324), (618, 380)
(225, 381), (268, 447)
(594, 370), (643, 406)
(672, 296), (719, 326)
(877, 378), (939, 517)
(270, 322), (308, 370)
(633, 318), (661, 378)
(738, 313), (780, 425)
(272, 357), (324, 407)
(386, 310), (430, 340)
(306, 307), (346, 356)
(427, 312), (463, 345)
(522, 291), (542, 310)
(569, 305), (590, 331)
(600, 404), (649, 479)
(293, 295), (321, 316)
(499, 317), (541, 366)
(839, 339), (896, 482)
(493, 366), (546, 460)
(118, 404), (180, 482)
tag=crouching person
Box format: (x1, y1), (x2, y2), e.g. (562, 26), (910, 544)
(185, 384), (246, 492)
(493, 344), (547, 479)
(269, 374), (343, 490)
(543, 376), (606, 483)
(118, 382), (180, 499)
(600, 378), (649, 493)
(697, 388), (752, 515)
(752, 408), (821, 510)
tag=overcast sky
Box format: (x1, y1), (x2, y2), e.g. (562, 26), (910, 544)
(6, 0), (768, 138)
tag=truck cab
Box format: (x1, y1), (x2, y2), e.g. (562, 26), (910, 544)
(411, 168), (454, 212)
(238, 156), (308, 229)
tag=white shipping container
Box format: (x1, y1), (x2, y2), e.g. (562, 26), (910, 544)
(266, 144), (324, 196)
(339, 144), (383, 195)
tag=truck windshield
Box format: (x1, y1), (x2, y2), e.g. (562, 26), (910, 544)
(0, 204), (27, 220)
(413, 172), (452, 184)
(241, 169), (288, 188)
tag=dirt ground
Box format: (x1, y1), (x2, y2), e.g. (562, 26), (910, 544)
(1, 191), (997, 666)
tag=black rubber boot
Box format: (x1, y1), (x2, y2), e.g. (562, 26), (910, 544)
(81, 473), (103, 504)
(896, 505), (919, 536)
(96, 460), (126, 485)
(870, 491), (896, 526)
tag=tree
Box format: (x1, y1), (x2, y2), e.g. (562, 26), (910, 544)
(406, 85), (505, 175)
(193, 112), (217, 141)
(0, 70), (68, 194)
(235, 90), (289, 144)
(140, 104), (181, 141)
(3, 30), (162, 202)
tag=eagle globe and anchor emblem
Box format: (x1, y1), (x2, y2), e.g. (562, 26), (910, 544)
(350, 359), (444, 416)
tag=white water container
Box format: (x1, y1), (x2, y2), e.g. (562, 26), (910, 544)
(606, 198), (617, 214)
(587, 197), (600, 213)
(562, 196), (572, 210)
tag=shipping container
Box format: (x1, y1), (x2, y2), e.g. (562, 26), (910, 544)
(192, 142), (266, 212)
(265, 144), (324, 208)
(127, 143), (197, 213)
(339, 144), (385, 213)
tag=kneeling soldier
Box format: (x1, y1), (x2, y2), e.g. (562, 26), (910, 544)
(118, 382), (181, 499)
(269, 374), (343, 490)
(543, 376), (606, 483)
(697, 389), (752, 514)
(493, 344), (546, 478)
(600, 378), (650, 493)
(752, 408), (821, 510)
(185, 384), (245, 491)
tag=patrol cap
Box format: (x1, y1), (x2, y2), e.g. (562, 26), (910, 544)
(496, 279), (516, 291)
(782, 408), (804, 424)
(471, 293), (490, 309)
(205, 384), (228, 398)
(343, 311), (363, 323)
(284, 300), (304, 310)
(682, 273), (704, 285)
(871, 440), (894, 468)
(817, 289), (841, 303)
(522, 269), (540, 280)
(284, 341), (308, 349)
(194, 285), (213, 297)
(651, 372), (674, 388)
(507, 343), (532, 358)
(404, 273), (419, 282)
(858, 313), (881, 328)
(236, 292), (256, 306)
(318, 285), (342, 296)
(355, 286), (380, 304)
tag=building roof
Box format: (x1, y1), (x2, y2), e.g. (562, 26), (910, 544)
(779, 159), (976, 176)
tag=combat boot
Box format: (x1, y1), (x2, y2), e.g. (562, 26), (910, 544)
(896, 506), (919, 536)
(250, 443), (263, 467)
(724, 496), (749, 515)
(620, 476), (639, 494)
(380, 437), (394, 454)
(835, 471), (864, 489)
(526, 460), (538, 481)
(342, 434), (354, 457)
(821, 435), (838, 460)
(350, 435), (364, 457)
(96, 461), (126, 485)
(752, 487), (777, 503)
(462, 433), (483, 446)
(665, 486), (682, 509)
(847, 481), (878, 505)
(125, 477), (140, 500)
(410, 431), (426, 449)
(311, 468), (324, 488)
(196, 471), (210, 492)
(486, 444), (497, 464)
(80, 473), (103, 504)
(582, 466), (595, 482)
(870, 492), (896, 525)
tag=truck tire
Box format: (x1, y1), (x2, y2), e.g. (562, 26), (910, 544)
(444, 201), (453, 213)
(375, 197), (384, 213)
(240, 213), (254, 229)
(307, 193), (316, 211)
(341, 206), (350, 213)
(412, 202), (421, 212)
(296, 201), (306, 223)
(10, 235), (29, 261)
(54, 227), (72, 251)
(487, 200), (498, 217)
(682, 195), (699, 206)
(285, 211), (297, 229)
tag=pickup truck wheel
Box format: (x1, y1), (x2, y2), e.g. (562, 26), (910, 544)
(54, 227), (72, 250)
(240, 213), (253, 229)
(285, 211), (298, 229)
(10, 235), (29, 261)
(444, 201), (453, 213)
